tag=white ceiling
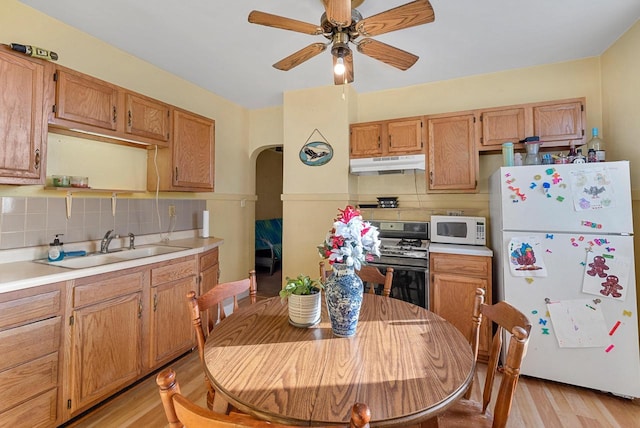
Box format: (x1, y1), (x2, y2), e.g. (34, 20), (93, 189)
(19, 0), (640, 110)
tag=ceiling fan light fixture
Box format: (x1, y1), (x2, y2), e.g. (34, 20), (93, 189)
(334, 57), (345, 75)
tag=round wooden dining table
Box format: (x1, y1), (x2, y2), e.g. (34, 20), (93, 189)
(203, 293), (475, 427)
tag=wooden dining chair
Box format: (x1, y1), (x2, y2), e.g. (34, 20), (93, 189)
(187, 270), (257, 410)
(432, 288), (532, 428)
(319, 261), (394, 297)
(157, 368), (372, 428)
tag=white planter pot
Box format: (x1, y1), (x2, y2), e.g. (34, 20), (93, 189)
(287, 291), (322, 327)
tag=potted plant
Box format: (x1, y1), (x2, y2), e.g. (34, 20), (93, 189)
(280, 274), (323, 327)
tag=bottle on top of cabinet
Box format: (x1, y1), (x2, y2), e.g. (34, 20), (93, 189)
(514, 153), (523, 166)
(568, 143), (577, 163)
(572, 148), (586, 164)
(588, 128), (605, 162)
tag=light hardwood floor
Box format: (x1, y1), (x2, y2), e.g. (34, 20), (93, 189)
(62, 269), (640, 427)
(62, 346), (640, 427)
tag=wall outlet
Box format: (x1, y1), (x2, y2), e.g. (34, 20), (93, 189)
(168, 204), (176, 217)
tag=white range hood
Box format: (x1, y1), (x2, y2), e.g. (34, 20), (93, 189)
(349, 154), (426, 175)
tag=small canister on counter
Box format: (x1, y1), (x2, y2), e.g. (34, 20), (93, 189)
(555, 153), (569, 164)
(502, 142), (514, 166)
(52, 175), (70, 187)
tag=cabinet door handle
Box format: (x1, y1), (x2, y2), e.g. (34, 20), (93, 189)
(34, 149), (40, 170)
(113, 106), (117, 123)
(430, 171), (433, 185)
(175, 167), (178, 181)
(153, 294), (158, 312)
(138, 299), (143, 318)
(128, 110), (132, 127)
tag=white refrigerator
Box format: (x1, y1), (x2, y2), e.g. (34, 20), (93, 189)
(489, 161), (640, 398)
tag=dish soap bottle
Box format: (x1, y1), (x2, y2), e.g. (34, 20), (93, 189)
(48, 234), (64, 262)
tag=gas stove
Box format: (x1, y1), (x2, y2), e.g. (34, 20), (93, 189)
(366, 220), (431, 308)
(379, 237), (429, 258)
(369, 221), (430, 267)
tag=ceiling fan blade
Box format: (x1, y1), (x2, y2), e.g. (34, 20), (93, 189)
(333, 52), (354, 85)
(273, 43), (328, 71)
(357, 38), (418, 71)
(356, 0), (435, 37)
(323, 0), (352, 28)
(248, 10), (323, 35)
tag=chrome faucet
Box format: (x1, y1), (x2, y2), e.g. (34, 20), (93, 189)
(100, 230), (116, 253)
(128, 232), (135, 250)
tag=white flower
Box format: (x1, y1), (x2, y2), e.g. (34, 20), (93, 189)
(318, 206), (381, 270)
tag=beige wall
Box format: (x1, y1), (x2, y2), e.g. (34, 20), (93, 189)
(280, 85), (358, 281)
(601, 19), (640, 329)
(0, 0), (254, 282)
(275, 58), (602, 282)
(3, 1), (639, 297)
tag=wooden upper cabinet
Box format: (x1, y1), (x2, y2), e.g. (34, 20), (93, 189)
(149, 108), (215, 192)
(475, 97), (586, 151)
(50, 65), (171, 147)
(350, 123), (383, 157)
(427, 113), (477, 192)
(532, 98), (584, 145)
(387, 118), (423, 154)
(0, 46), (52, 185)
(173, 109), (215, 190)
(350, 117), (423, 158)
(479, 107), (526, 148)
(125, 92), (170, 143)
(53, 68), (119, 131)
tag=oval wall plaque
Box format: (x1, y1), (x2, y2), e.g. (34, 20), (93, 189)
(299, 141), (333, 166)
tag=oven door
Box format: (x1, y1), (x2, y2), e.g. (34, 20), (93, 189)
(367, 262), (429, 309)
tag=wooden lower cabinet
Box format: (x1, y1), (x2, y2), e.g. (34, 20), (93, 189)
(149, 257), (197, 367)
(0, 248), (219, 426)
(199, 247), (220, 295)
(430, 253), (492, 362)
(68, 267), (146, 415)
(0, 282), (65, 427)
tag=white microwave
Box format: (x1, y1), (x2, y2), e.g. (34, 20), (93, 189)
(430, 215), (486, 246)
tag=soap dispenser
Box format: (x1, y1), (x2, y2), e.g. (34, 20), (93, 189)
(48, 234), (64, 262)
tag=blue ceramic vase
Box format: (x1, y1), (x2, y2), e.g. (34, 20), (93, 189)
(324, 263), (363, 337)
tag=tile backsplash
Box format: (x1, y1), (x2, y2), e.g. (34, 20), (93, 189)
(0, 197), (206, 249)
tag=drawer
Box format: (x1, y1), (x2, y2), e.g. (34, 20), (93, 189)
(199, 248), (219, 271)
(431, 254), (490, 277)
(0, 387), (57, 428)
(74, 270), (145, 308)
(0, 283), (63, 330)
(0, 317), (61, 372)
(0, 353), (58, 413)
(151, 258), (196, 286)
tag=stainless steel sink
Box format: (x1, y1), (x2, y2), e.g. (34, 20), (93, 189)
(109, 245), (190, 260)
(33, 245), (190, 269)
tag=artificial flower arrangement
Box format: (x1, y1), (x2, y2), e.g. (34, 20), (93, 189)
(318, 205), (381, 271)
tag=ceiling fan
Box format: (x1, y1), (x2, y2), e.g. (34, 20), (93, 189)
(248, 0), (435, 85)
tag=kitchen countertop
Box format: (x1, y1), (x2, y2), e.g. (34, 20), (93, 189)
(429, 243), (494, 257)
(0, 230), (223, 294)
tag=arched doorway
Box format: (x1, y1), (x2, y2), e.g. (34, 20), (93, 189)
(254, 146), (283, 295)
